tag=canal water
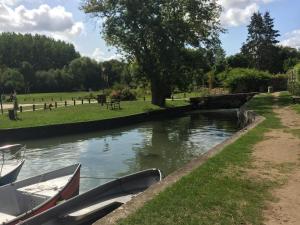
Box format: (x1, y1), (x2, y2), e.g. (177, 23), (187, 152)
(16, 111), (239, 193)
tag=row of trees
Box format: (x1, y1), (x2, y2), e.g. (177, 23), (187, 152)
(0, 33), (221, 94)
(0, 33), (80, 71)
(0, 57), (130, 93)
(0, 33), (135, 93)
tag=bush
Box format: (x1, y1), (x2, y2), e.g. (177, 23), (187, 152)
(222, 68), (272, 93)
(110, 87), (137, 101)
(295, 63), (300, 81)
(288, 82), (300, 96)
(288, 63), (300, 95)
(120, 88), (137, 101)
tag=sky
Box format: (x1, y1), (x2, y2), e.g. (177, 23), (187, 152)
(0, 0), (299, 61)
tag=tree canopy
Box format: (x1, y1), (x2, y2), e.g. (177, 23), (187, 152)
(0, 33), (130, 94)
(241, 12), (280, 73)
(0, 33), (80, 71)
(82, 0), (223, 106)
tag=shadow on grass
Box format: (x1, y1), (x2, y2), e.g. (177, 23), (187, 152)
(277, 91), (292, 107)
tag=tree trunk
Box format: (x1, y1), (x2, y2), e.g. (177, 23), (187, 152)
(151, 79), (167, 107)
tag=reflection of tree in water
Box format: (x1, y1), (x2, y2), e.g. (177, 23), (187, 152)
(125, 116), (201, 176)
(192, 112), (239, 132)
(124, 113), (239, 176)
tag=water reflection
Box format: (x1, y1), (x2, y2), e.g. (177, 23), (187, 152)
(16, 112), (239, 193)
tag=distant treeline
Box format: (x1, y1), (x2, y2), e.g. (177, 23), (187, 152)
(0, 33), (80, 71)
(1, 29), (300, 95)
(0, 33), (129, 93)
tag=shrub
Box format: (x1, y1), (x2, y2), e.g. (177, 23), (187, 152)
(120, 88), (137, 101)
(110, 90), (121, 100)
(288, 82), (300, 96)
(110, 87), (137, 101)
(288, 63), (300, 95)
(223, 68), (272, 93)
(295, 63), (300, 81)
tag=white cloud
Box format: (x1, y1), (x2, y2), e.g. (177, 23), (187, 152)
(0, 0), (19, 6)
(0, 2), (84, 41)
(219, 0), (274, 27)
(280, 30), (300, 49)
(91, 48), (122, 62)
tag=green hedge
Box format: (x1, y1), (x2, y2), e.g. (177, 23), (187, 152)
(295, 63), (300, 81)
(288, 63), (300, 95)
(223, 68), (271, 93)
(218, 68), (287, 93)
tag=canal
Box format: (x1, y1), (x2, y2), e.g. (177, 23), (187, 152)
(17, 111), (240, 193)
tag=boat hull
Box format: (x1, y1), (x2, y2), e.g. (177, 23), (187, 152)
(0, 160), (25, 186)
(2, 164), (81, 225)
(20, 169), (162, 225)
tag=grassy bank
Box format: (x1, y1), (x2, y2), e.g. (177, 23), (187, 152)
(115, 94), (283, 225)
(0, 100), (187, 129)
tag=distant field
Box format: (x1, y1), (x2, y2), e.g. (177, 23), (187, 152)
(0, 100), (188, 129)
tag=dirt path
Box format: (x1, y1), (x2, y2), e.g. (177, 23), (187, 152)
(251, 98), (300, 225)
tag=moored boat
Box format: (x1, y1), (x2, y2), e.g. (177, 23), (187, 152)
(0, 163), (81, 225)
(0, 144), (26, 186)
(20, 168), (162, 225)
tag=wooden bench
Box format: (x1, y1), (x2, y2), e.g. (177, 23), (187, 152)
(106, 99), (121, 110)
(292, 96), (300, 104)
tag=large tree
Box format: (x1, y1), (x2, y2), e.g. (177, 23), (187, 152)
(241, 12), (280, 73)
(82, 0), (222, 106)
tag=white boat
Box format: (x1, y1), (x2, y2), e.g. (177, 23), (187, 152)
(0, 164), (81, 225)
(0, 144), (25, 186)
(20, 168), (162, 225)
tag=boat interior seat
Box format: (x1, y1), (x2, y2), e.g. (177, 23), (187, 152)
(16, 190), (48, 213)
(17, 175), (72, 198)
(67, 194), (134, 219)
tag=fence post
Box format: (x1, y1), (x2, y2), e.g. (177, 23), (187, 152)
(74, 100), (76, 106)
(44, 103), (47, 110)
(65, 101), (67, 107)
(82, 99), (84, 104)
(20, 106), (23, 113)
(33, 104), (35, 111)
(55, 102), (57, 108)
(88, 98), (91, 104)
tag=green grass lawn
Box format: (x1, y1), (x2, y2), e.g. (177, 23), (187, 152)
(115, 94), (284, 225)
(0, 100), (187, 129)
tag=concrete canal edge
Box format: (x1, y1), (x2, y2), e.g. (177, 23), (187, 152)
(93, 112), (265, 225)
(0, 105), (194, 144)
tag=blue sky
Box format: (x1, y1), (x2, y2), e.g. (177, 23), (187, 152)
(0, 0), (299, 60)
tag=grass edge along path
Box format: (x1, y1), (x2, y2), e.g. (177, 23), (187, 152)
(113, 94), (283, 225)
